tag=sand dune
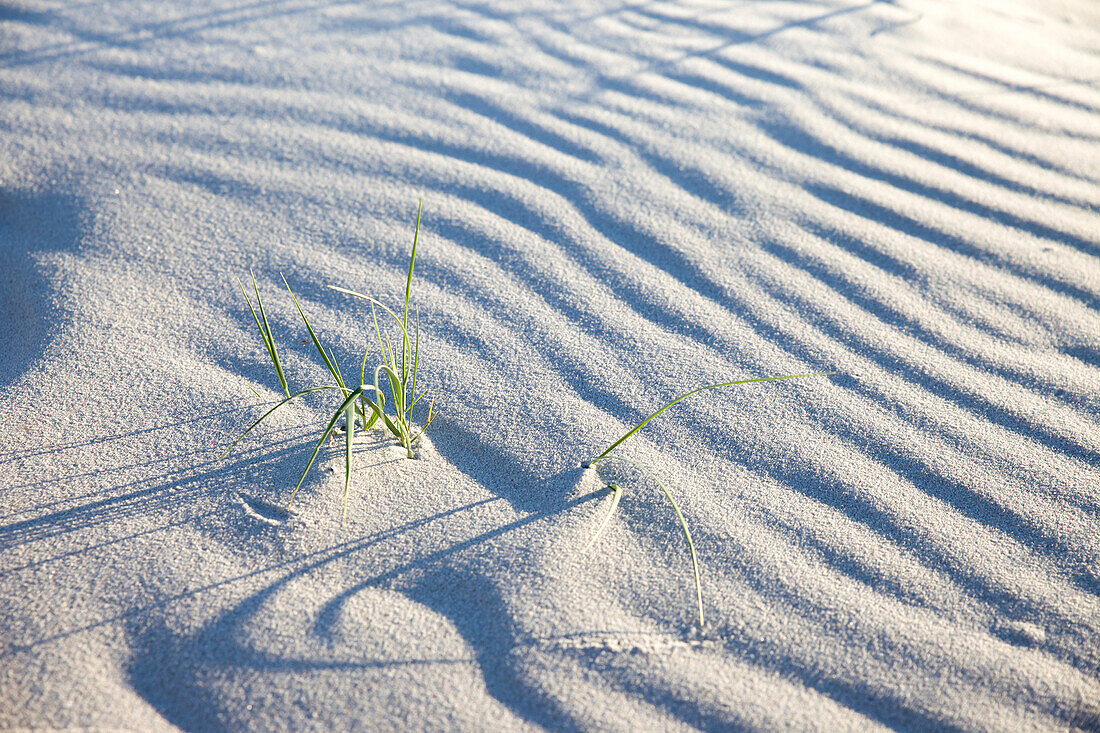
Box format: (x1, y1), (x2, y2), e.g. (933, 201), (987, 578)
(1, 0), (1098, 729)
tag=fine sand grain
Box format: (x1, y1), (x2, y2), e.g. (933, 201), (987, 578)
(1, 0), (1098, 729)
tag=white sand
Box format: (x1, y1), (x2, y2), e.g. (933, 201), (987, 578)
(1, 0), (1099, 729)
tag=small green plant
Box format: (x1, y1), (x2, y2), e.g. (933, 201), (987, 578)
(221, 203), (434, 519)
(582, 373), (832, 629)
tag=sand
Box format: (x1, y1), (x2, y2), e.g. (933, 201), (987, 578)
(1, 0), (1098, 729)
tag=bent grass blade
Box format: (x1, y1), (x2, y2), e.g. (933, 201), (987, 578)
(219, 386), (342, 462)
(586, 455), (704, 629)
(585, 373), (834, 467)
(283, 275), (348, 393)
(288, 386), (365, 507)
(582, 483), (623, 554)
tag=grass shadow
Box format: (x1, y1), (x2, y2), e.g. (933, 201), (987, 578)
(0, 188), (84, 390)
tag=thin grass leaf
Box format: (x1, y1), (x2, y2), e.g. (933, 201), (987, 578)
(367, 389), (385, 429)
(220, 386), (341, 461)
(354, 380), (396, 435)
(593, 454), (705, 629)
(330, 288), (409, 340)
(404, 199), (421, 333)
(361, 398), (378, 430)
(582, 483), (623, 553)
(586, 373), (834, 465)
(237, 272), (291, 398)
(370, 301), (385, 359)
(251, 271), (290, 397)
(237, 277), (264, 328)
(381, 364), (406, 425)
(288, 387), (364, 505)
(283, 275), (345, 389)
(328, 346), (345, 386)
(359, 342), (371, 386)
(368, 301), (403, 428)
(370, 400), (403, 442)
(407, 399), (436, 445)
(343, 400), (354, 522)
(384, 333), (395, 371)
(384, 361), (403, 411)
(410, 308), (420, 402)
(368, 364), (405, 439)
(358, 341), (378, 429)
(374, 405), (402, 442)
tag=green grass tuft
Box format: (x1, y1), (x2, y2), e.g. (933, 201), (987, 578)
(330, 199), (436, 460)
(222, 202), (434, 519)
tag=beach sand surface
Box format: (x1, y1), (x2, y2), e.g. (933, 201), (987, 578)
(1, 0), (1098, 729)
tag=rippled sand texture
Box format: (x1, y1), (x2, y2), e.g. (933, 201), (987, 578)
(1, 0), (1098, 730)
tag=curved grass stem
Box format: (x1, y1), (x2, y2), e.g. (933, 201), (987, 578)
(586, 454), (705, 629)
(584, 373), (833, 467)
(580, 372), (834, 629)
(219, 386), (342, 461)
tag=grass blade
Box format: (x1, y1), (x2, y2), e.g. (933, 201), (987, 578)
(328, 346), (345, 386)
(594, 454), (704, 629)
(343, 400), (354, 522)
(404, 199), (421, 333)
(251, 271), (290, 398)
(359, 342), (371, 387)
(237, 272), (291, 398)
(410, 308), (420, 403)
(586, 373), (833, 465)
(220, 386), (341, 461)
(407, 399), (436, 445)
(358, 341), (379, 430)
(283, 275), (345, 389)
(370, 364), (407, 444)
(329, 287), (410, 340)
(288, 387), (364, 506)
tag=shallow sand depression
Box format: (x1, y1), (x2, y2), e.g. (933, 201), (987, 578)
(1, 0), (1099, 730)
